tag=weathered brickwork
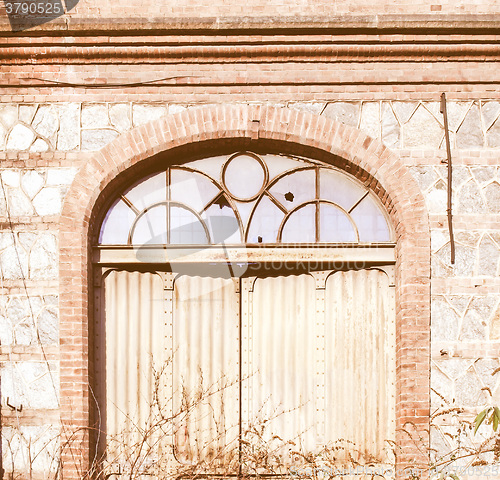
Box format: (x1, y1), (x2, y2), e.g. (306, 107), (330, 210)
(1, 4), (500, 479)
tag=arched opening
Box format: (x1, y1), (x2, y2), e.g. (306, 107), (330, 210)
(58, 104), (430, 479)
(92, 151), (397, 476)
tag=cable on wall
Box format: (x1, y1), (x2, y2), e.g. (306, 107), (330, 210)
(24, 76), (194, 89)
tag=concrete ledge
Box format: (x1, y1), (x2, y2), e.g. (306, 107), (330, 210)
(2, 14), (500, 35)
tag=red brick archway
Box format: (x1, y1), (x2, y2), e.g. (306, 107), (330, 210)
(59, 104), (430, 477)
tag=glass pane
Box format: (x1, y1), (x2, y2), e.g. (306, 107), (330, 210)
(319, 169), (366, 211)
(99, 199), (136, 245)
(223, 153), (266, 200)
(170, 206), (209, 245)
(263, 154), (306, 182)
(131, 204), (168, 245)
(170, 169), (220, 213)
(203, 203), (241, 244)
(319, 204), (357, 242)
(350, 195), (392, 243)
(233, 199), (258, 233)
(246, 196), (284, 244)
(186, 156), (226, 183)
(123, 172), (166, 212)
(281, 204), (316, 243)
(269, 168), (316, 211)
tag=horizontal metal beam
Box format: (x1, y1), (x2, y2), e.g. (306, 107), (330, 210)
(93, 245), (395, 265)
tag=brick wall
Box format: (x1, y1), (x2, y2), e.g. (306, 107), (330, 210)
(1, 7), (500, 479)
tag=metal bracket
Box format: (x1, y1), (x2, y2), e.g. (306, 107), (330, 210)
(6, 397), (22, 412)
(440, 92), (456, 265)
(93, 266), (116, 287)
(157, 271), (175, 291)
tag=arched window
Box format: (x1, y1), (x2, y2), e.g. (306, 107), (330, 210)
(99, 152), (391, 247)
(93, 152), (396, 475)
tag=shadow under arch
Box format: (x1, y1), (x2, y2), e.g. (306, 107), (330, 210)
(59, 104), (431, 477)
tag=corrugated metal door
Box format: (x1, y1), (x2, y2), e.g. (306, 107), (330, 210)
(172, 275), (240, 466)
(242, 269), (395, 464)
(98, 270), (166, 457)
(326, 269), (396, 462)
(98, 267), (395, 467)
(243, 274), (318, 455)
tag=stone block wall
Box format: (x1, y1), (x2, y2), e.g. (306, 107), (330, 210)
(1, 98), (500, 476)
(2, 100), (500, 154)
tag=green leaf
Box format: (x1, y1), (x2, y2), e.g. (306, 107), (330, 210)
(474, 408), (489, 434)
(494, 407), (500, 431)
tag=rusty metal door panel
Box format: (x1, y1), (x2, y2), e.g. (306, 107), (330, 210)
(97, 267), (395, 471)
(245, 274), (318, 454)
(102, 270), (166, 453)
(172, 275), (240, 465)
(325, 269), (396, 463)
